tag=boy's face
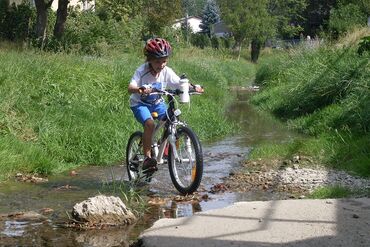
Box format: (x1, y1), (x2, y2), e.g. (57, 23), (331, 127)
(149, 57), (168, 73)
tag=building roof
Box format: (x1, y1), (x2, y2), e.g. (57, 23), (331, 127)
(173, 16), (202, 24)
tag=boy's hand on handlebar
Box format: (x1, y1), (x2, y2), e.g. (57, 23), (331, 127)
(138, 86), (152, 95)
(193, 84), (204, 93)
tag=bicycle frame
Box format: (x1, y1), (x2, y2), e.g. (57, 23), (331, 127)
(151, 92), (186, 165)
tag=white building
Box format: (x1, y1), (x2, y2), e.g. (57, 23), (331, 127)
(173, 16), (202, 33)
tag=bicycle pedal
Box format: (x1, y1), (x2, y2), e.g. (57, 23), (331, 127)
(145, 176), (152, 183)
(143, 165), (158, 174)
(129, 165), (139, 172)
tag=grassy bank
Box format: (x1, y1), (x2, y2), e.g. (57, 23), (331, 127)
(0, 47), (255, 181)
(250, 29), (370, 178)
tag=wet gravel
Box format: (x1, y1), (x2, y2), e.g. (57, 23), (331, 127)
(224, 156), (370, 197)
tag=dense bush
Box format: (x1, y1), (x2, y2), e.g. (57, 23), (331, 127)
(45, 10), (145, 55)
(329, 3), (367, 37)
(220, 36), (232, 49)
(0, 1), (34, 41)
(0, 4), (146, 54)
(190, 33), (211, 49)
(358, 36), (370, 55)
(211, 36), (220, 49)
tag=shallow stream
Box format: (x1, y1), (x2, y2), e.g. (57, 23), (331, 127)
(0, 92), (300, 246)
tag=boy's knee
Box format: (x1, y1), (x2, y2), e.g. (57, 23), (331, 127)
(144, 119), (155, 129)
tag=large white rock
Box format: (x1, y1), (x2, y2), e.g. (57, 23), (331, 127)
(72, 195), (137, 226)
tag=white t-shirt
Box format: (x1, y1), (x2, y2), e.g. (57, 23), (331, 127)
(129, 63), (181, 107)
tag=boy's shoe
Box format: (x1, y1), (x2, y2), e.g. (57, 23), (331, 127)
(142, 157), (158, 175)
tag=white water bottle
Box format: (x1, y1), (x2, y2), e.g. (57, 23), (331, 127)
(179, 77), (190, 103)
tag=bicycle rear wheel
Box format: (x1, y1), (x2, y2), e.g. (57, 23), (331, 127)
(126, 131), (144, 181)
(168, 126), (203, 195)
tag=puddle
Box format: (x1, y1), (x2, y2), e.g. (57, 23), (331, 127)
(3, 221), (29, 237)
(0, 94), (300, 245)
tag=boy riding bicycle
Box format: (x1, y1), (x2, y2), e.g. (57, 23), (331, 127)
(128, 37), (203, 176)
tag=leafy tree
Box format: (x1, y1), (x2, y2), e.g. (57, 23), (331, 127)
(0, 0), (8, 29)
(142, 0), (182, 36)
(268, 0), (307, 39)
(182, 0), (207, 16)
(96, 0), (143, 22)
(329, 3), (368, 37)
(0, 0), (33, 41)
(199, 0), (220, 37)
(182, 0), (197, 16)
(302, 0), (336, 36)
(218, 0), (276, 62)
(97, 0), (182, 37)
(190, 32), (211, 48)
(339, 0), (370, 14)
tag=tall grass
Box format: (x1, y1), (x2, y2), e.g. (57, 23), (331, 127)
(0, 48), (254, 181)
(252, 29), (370, 177)
(308, 186), (352, 199)
(171, 47), (256, 139)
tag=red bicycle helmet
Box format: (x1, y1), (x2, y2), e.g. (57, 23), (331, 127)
(144, 38), (172, 58)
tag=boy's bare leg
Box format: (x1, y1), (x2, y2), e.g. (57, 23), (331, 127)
(143, 119), (155, 157)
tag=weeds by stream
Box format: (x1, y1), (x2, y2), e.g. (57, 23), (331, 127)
(251, 28), (370, 180)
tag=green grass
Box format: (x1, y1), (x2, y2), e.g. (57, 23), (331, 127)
(250, 30), (370, 178)
(308, 186), (352, 199)
(247, 134), (332, 170)
(0, 47), (254, 181)
(249, 132), (370, 177)
(171, 47), (256, 139)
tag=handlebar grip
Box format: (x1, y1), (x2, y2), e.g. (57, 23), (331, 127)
(189, 84), (204, 94)
(166, 89), (182, 95)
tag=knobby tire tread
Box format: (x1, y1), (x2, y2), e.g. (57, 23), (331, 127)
(126, 131), (143, 181)
(168, 126), (203, 195)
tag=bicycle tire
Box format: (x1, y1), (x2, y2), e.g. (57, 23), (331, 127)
(126, 131), (144, 181)
(168, 126), (203, 194)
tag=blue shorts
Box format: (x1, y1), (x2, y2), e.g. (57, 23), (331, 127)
(131, 102), (167, 125)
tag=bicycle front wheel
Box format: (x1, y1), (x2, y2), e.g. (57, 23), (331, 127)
(168, 126), (203, 195)
(126, 131), (144, 181)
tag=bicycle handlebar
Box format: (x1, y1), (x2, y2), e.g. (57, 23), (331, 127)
(140, 86), (203, 97)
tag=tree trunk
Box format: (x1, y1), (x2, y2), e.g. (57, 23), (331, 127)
(237, 43), (242, 61)
(251, 39), (261, 63)
(34, 0), (53, 48)
(231, 40), (243, 61)
(54, 0), (69, 40)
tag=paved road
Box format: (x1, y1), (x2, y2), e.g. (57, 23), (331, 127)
(139, 198), (370, 247)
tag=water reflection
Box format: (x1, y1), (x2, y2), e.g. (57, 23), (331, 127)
(0, 219), (133, 247)
(159, 201), (202, 218)
(2, 221), (28, 237)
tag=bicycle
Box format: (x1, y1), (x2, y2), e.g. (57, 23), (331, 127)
(125, 86), (203, 195)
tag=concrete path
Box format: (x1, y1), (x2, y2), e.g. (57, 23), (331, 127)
(140, 198), (370, 247)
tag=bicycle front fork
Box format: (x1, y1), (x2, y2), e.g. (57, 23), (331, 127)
(168, 133), (180, 162)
